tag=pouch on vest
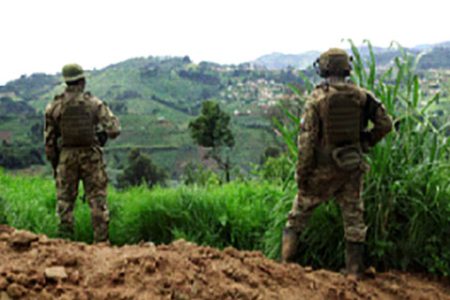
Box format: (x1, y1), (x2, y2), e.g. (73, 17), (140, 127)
(331, 145), (362, 171)
(60, 95), (95, 147)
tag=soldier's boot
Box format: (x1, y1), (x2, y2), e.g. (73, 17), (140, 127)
(94, 229), (109, 243)
(281, 228), (300, 263)
(93, 220), (109, 243)
(344, 241), (365, 276)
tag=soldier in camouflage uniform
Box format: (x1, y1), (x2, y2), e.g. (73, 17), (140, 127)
(44, 64), (121, 242)
(281, 49), (393, 276)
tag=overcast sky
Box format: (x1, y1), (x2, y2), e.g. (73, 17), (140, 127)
(0, 0), (448, 85)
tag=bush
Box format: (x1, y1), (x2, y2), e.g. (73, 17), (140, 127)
(117, 149), (167, 189)
(0, 144), (44, 169)
(181, 162), (220, 186)
(257, 155), (292, 183)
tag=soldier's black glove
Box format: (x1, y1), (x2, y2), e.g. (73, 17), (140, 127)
(96, 131), (108, 147)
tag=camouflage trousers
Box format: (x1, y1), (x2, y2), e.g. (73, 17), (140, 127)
(286, 166), (367, 243)
(56, 147), (109, 242)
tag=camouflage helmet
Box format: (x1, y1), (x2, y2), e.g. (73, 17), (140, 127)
(314, 48), (352, 78)
(62, 63), (85, 83)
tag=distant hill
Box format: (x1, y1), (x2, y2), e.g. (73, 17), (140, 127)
(253, 51), (320, 70)
(413, 41), (450, 51)
(252, 41), (450, 70)
(417, 47), (450, 69)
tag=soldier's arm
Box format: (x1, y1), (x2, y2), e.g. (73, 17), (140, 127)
(296, 99), (320, 187)
(363, 92), (393, 147)
(44, 102), (59, 164)
(97, 100), (121, 139)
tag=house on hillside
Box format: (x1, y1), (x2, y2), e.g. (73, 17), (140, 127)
(233, 109), (252, 116)
(157, 116), (171, 126)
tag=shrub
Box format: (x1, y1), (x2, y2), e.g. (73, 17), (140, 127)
(117, 149), (167, 189)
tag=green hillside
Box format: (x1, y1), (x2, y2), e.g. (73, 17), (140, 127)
(0, 56), (303, 180)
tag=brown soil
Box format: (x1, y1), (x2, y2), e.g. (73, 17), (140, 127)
(0, 225), (449, 300)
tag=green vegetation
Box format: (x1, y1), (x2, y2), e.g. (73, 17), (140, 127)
(353, 42), (450, 275)
(0, 169), (282, 251)
(117, 149), (167, 188)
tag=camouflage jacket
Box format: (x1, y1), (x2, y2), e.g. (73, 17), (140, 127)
(44, 85), (121, 164)
(296, 82), (393, 185)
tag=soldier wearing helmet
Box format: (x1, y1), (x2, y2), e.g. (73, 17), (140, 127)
(44, 64), (121, 242)
(281, 48), (393, 276)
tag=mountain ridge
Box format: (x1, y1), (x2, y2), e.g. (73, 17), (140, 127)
(251, 40), (450, 70)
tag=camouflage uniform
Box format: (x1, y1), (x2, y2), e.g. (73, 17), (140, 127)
(286, 85), (393, 241)
(44, 65), (120, 242)
(281, 49), (393, 275)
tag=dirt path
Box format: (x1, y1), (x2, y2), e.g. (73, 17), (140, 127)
(0, 225), (449, 299)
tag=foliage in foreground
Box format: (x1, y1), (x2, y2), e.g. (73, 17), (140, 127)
(0, 169), (282, 251)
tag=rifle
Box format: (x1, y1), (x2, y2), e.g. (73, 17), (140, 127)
(51, 146), (60, 178)
(50, 141), (61, 179)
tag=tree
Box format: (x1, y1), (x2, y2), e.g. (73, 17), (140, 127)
(118, 149), (167, 188)
(29, 121), (44, 143)
(188, 101), (234, 182)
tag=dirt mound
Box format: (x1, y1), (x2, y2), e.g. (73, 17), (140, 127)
(0, 225), (449, 300)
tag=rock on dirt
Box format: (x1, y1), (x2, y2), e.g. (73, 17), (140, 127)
(0, 225), (449, 300)
(8, 230), (39, 250)
(44, 267), (68, 281)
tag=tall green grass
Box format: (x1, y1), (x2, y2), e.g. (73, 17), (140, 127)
(352, 41), (450, 275)
(0, 169), (283, 251)
(265, 41), (450, 275)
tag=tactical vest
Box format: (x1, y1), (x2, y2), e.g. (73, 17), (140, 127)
(318, 83), (365, 170)
(60, 93), (96, 147)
